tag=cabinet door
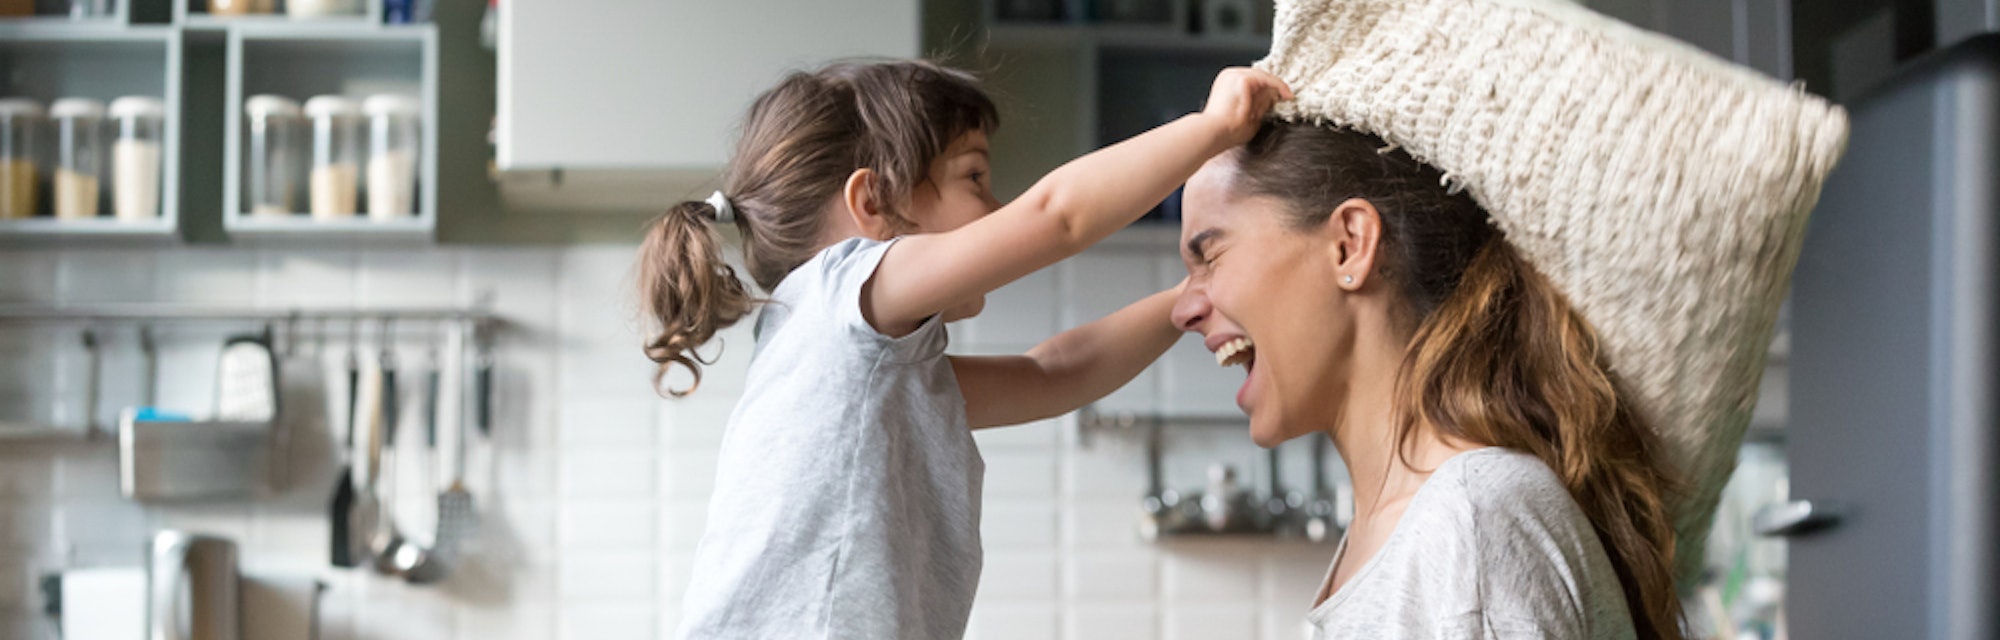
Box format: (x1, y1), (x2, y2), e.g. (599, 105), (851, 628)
(498, 0), (919, 171)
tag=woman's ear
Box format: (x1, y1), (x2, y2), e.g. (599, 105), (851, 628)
(1326, 198), (1383, 290)
(843, 169), (896, 240)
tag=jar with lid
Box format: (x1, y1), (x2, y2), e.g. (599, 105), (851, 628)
(245, 95), (304, 216)
(304, 96), (362, 219)
(363, 95), (420, 219)
(51, 98), (106, 220)
(287, 0), (357, 18)
(109, 96), (164, 221)
(68, 0), (114, 20)
(0, 99), (43, 219)
(207, 0), (274, 16)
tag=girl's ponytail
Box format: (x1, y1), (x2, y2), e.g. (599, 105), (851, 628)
(637, 199), (755, 397)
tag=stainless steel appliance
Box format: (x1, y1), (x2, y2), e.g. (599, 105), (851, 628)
(1783, 32), (2000, 640)
(146, 531), (240, 640)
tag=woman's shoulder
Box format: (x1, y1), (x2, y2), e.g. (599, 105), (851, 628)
(1421, 448), (1636, 637)
(1436, 448), (1573, 511)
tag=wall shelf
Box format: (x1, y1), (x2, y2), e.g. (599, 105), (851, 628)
(0, 4), (445, 245)
(0, 24), (184, 242)
(173, 0), (387, 32)
(220, 23), (439, 241)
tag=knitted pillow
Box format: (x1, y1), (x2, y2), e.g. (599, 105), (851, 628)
(1254, 0), (1849, 581)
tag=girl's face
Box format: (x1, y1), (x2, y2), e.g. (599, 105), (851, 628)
(906, 130), (1001, 234)
(1171, 156), (1359, 447)
(906, 130), (1000, 321)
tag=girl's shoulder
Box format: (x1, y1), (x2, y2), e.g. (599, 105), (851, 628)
(773, 237), (892, 303)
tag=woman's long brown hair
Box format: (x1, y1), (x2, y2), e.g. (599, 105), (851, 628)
(635, 60), (997, 396)
(1228, 122), (1685, 639)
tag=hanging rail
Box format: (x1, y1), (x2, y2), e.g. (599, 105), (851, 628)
(0, 305), (503, 443)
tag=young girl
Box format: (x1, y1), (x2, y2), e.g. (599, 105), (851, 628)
(637, 60), (1289, 639)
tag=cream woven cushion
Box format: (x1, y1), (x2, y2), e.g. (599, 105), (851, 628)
(1255, 0), (1848, 581)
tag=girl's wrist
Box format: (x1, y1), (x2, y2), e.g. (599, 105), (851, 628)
(1182, 112), (1240, 154)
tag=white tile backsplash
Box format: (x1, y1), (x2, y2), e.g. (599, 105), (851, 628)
(0, 242), (1361, 640)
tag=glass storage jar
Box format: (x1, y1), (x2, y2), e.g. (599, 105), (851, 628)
(109, 96), (164, 221)
(363, 94), (420, 219)
(51, 97), (106, 220)
(0, 98), (43, 219)
(245, 94), (304, 216)
(304, 95), (362, 219)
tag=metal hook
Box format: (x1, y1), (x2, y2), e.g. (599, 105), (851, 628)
(138, 325), (157, 408)
(284, 312), (301, 359)
(378, 316), (398, 369)
(79, 327), (102, 437)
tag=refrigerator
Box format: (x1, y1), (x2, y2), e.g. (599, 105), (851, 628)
(1784, 32), (2000, 640)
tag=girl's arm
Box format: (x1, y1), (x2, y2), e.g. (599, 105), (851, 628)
(861, 68), (1291, 335)
(951, 285), (1181, 429)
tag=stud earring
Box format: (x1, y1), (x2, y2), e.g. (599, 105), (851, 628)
(1342, 275), (1355, 285)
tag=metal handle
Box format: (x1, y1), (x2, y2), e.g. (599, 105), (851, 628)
(147, 532), (190, 640)
(1754, 499), (1846, 537)
(81, 329), (101, 438)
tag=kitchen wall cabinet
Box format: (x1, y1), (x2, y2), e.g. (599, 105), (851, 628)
(494, 0), (920, 211)
(1586, 0), (1793, 80)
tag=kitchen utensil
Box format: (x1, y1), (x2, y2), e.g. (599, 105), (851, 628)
(402, 324), (476, 584)
(346, 349), (383, 568)
(472, 328), (491, 437)
(216, 330), (277, 422)
(81, 328), (101, 436)
(368, 324), (413, 576)
(146, 531), (240, 640)
(327, 337), (360, 568)
(138, 325), (156, 407)
(1199, 463), (1251, 532)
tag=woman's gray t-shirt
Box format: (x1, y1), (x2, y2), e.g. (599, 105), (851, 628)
(1307, 448), (1637, 639)
(675, 238), (985, 640)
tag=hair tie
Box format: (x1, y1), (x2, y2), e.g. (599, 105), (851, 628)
(704, 190), (737, 224)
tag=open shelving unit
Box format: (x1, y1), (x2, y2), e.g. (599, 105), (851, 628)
(0, 23), (183, 242)
(174, 0), (384, 34)
(0, 0), (441, 245)
(220, 22), (437, 242)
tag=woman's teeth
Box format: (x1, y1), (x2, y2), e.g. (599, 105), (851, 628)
(1215, 337), (1255, 368)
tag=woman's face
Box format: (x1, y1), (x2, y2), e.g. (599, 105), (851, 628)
(1172, 155), (1362, 447)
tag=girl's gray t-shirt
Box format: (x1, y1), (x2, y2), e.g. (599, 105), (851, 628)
(1307, 448), (1638, 639)
(675, 238), (984, 640)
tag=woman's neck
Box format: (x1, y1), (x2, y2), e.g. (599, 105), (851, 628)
(1327, 319), (1475, 523)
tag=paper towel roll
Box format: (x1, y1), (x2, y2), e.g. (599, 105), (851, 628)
(61, 568), (146, 640)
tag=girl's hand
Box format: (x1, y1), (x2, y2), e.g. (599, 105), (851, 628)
(1200, 68), (1294, 146)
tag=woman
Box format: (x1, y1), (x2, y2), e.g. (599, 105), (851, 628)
(1182, 0), (1848, 636)
(1173, 122), (1677, 639)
